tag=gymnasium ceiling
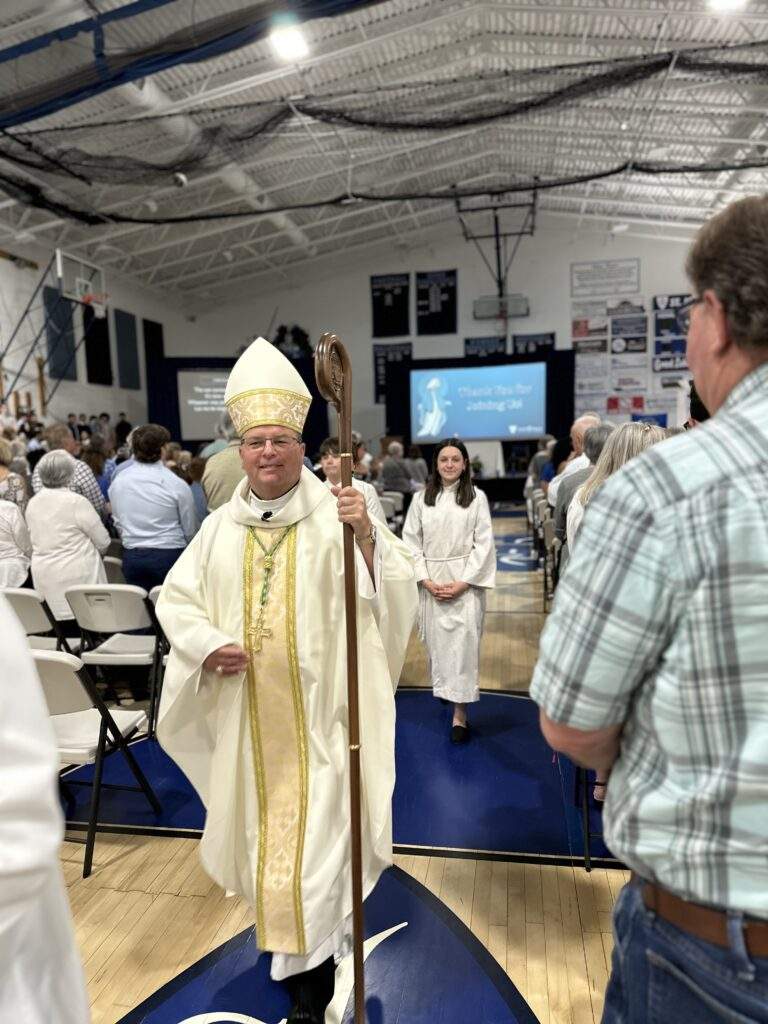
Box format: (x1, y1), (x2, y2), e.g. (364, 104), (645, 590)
(1, 0), (768, 304)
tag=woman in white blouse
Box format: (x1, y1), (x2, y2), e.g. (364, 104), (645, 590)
(26, 450), (110, 631)
(403, 439), (496, 743)
(0, 498), (31, 587)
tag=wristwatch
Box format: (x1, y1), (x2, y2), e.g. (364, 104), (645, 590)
(357, 524), (376, 547)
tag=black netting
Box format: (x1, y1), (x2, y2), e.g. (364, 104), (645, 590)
(2, 40), (768, 225)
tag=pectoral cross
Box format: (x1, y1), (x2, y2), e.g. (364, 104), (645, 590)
(247, 618), (272, 653)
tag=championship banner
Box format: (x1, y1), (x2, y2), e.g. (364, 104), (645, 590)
(511, 332), (555, 356)
(373, 341), (412, 404)
(464, 336), (506, 357)
(416, 270), (457, 335)
(371, 273), (410, 338)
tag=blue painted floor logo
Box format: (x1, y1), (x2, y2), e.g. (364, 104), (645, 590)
(496, 535), (538, 572)
(117, 868), (539, 1024)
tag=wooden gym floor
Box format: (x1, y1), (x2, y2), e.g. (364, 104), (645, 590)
(61, 513), (624, 1024)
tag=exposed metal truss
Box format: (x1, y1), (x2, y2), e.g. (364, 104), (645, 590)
(1, 0), (767, 303)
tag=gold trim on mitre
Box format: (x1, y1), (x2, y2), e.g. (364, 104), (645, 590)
(227, 387), (311, 437)
(224, 336), (312, 437)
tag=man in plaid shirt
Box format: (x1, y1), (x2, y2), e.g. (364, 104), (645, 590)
(31, 422), (105, 516)
(531, 195), (768, 1023)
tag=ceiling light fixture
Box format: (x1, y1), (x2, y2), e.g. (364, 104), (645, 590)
(269, 22), (309, 62)
(707, 0), (747, 11)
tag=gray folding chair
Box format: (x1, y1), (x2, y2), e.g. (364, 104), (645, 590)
(65, 584), (163, 736)
(2, 587), (80, 654)
(34, 650), (161, 877)
(382, 490), (404, 515)
(103, 555), (126, 584)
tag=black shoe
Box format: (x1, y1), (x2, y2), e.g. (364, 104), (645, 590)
(451, 724), (469, 743)
(285, 956), (335, 1024)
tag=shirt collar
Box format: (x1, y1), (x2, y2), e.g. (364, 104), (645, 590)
(721, 360), (768, 413)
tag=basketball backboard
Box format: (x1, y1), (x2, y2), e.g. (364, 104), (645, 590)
(55, 248), (105, 302)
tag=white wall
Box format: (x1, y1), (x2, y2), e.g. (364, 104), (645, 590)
(0, 214), (695, 438)
(179, 214), (694, 442)
(0, 240), (190, 425)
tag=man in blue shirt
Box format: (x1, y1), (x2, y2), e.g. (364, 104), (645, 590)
(109, 424), (199, 591)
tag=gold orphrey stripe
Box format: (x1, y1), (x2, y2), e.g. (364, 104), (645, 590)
(243, 527), (308, 954)
(286, 528), (308, 954)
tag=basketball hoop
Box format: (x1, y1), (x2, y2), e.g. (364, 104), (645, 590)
(81, 292), (108, 319)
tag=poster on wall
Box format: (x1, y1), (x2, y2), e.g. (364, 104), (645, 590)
(511, 331), (555, 355)
(653, 293), (691, 357)
(611, 314), (648, 341)
(570, 258), (640, 299)
(416, 270), (457, 335)
(606, 394), (645, 416)
(373, 341), (412, 404)
(653, 353), (688, 373)
(573, 337), (609, 394)
(607, 296), (645, 316)
(572, 315), (608, 339)
(610, 314), (648, 391)
(632, 412), (668, 427)
(371, 273), (410, 337)
(611, 355), (648, 392)
(464, 336), (507, 357)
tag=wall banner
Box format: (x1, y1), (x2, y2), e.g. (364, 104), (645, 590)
(371, 273), (410, 338)
(416, 270), (457, 335)
(511, 332), (555, 355)
(464, 336), (507, 357)
(373, 341), (412, 404)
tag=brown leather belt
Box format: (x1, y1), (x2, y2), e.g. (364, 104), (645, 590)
(632, 874), (768, 957)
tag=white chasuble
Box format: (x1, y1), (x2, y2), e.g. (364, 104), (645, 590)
(402, 484), (496, 704)
(156, 468), (417, 958)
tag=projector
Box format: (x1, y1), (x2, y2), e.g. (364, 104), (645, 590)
(473, 295), (529, 320)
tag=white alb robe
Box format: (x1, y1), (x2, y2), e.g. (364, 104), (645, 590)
(0, 596), (90, 1024)
(156, 468), (417, 972)
(402, 484), (496, 703)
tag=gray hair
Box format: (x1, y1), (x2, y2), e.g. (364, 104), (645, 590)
(387, 441), (404, 457)
(686, 194), (768, 352)
(583, 423), (615, 464)
(37, 449), (75, 489)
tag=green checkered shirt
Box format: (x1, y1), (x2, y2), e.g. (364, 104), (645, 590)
(531, 362), (768, 917)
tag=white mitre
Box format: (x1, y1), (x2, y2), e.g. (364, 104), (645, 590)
(225, 336), (311, 436)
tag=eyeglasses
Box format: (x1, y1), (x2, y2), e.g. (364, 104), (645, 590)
(241, 436), (302, 452)
(675, 296), (701, 335)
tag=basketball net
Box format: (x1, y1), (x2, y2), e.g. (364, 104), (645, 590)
(81, 292), (108, 319)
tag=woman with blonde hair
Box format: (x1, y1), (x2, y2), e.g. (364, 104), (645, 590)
(564, 420), (665, 802)
(567, 421), (666, 550)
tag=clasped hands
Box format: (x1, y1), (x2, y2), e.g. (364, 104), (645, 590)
(423, 579), (469, 602)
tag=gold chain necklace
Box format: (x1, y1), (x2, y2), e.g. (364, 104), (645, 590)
(246, 524), (295, 653)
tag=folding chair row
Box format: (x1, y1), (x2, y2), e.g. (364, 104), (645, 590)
(2, 588), (81, 655)
(66, 584), (165, 737)
(34, 649), (161, 878)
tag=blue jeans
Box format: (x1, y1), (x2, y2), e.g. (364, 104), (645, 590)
(122, 546), (185, 592)
(603, 879), (768, 1023)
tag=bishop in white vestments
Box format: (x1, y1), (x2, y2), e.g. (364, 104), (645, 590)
(156, 338), (417, 1023)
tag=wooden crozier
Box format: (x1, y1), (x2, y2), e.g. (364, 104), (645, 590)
(314, 332), (365, 1024)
